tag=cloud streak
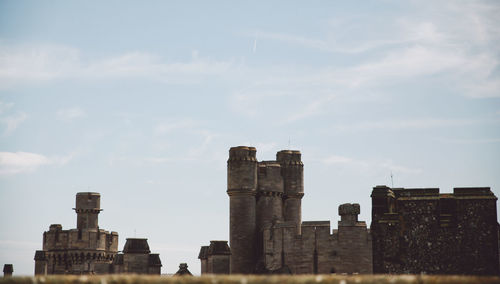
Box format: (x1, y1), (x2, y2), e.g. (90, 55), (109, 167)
(0, 45), (235, 88)
(0, 151), (74, 175)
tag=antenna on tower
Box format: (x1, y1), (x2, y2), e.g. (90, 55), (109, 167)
(390, 171), (394, 188)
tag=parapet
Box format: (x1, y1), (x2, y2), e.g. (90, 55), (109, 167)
(276, 150), (302, 165)
(302, 221), (330, 227)
(371, 185), (395, 198)
(207, 241), (231, 255)
(49, 224), (62, 231)
(75, 192), (101, 211)
(122, 238), (151, 254)
(393, 188), (439, 199)
(228, 146), (257, 161)
(453, 187), (497, 199)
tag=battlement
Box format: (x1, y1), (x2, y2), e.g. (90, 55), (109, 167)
(371, 185), (499, 275)
(228, 146), (257, 161)
(75, 192), (101, 210)
(49, 224), (62, 231)
(276, 150), (302, 164)
(453, 187), (497, 199)
(372, 186), (496, 200)
(302, 221), (330, 227)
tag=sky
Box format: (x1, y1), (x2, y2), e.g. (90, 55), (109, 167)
(1, 0), (499, 276)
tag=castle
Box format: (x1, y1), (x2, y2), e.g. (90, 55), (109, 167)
(199, 146), (500, 275)
(34, 192), (162, 275)
(199, 146), (372, 274)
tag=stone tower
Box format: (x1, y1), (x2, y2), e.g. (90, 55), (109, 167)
(277, 150), (304, 233)
(202, 146), (373, 275)
(74, 192), (101, 230)
(227, 146), (258, 274)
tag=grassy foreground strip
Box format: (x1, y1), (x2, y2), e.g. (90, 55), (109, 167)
(1, 275), (499, 284)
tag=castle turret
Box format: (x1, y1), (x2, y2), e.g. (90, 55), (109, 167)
(227, 146), (257, 274)
(277, 150), (304, 233)
(74, 192), (102, 230)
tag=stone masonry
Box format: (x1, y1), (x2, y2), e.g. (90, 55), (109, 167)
(371, 186), (499, 275)
(199, 146), (372, 274)
(34, 192), (161, 275)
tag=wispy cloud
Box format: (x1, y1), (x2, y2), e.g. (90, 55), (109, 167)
(0, 44), (235, 88)
(0, 151), (74, 175)
(331, 117), (488, 132)
(321, 154), (421, 175)
(0, 101), (14, 114)
(1, 112), (27, 135)
(56, 107), (86, 121)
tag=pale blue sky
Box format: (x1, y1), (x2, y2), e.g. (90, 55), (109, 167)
(1, 0), (499, 276)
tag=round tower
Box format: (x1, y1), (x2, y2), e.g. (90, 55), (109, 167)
(277, 150), (304, 233)
(227, 146), (258, 274)
(74, 192), (101, 230)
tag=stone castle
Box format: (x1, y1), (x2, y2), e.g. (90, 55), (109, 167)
(34, 192), (162, 275)
(200, 146), (372, 274)
(31, 146), (499, 276)
(199, 146), (500, 275)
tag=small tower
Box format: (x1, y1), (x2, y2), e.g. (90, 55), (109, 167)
(74, 192), (102, 230)
(277, 150), (304, 233)
(338, 203), (360, 226)
(227, 146), (258, 274)
(3, 264), (13, 277)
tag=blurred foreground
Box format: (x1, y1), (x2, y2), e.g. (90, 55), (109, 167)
(1, 275), (500, 284)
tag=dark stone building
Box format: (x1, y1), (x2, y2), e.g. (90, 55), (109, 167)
(112, 238), (162, 274)
(3, 264), (13, 277)
(198, 241), (230, 274)
(371, 185), (499, 275)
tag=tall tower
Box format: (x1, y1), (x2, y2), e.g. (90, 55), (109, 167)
(227, 146), (257, 274)
(277, 150), (304, 233)
(74, 192), (102, 230)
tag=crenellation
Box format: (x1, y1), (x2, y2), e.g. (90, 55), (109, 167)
(204, 146), (372, 275)
(371, 186), (499, 275)
(34, 193), (160, 275)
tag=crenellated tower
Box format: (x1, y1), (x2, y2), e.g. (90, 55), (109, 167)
(227, 146), (258, 274)
(277, 150), (304, 233)
(74, 192), (102, 230)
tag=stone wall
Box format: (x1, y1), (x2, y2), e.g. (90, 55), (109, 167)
(263, 204), (372, 274)
(34, 193), (161, 275)
(371, 186), (499, 275)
